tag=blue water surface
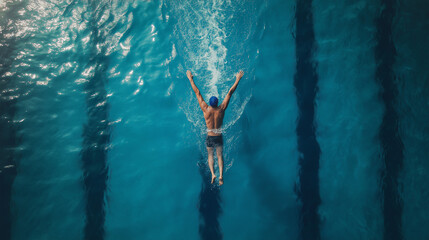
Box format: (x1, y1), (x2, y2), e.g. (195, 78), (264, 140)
(1, 0), (429, 240)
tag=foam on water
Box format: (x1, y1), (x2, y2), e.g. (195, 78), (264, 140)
(169, 0), (230, 97)
(162, 0), (259, 180)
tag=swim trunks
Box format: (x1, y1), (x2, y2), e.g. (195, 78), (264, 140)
(207, 128), (222, 134)
(206, 135), (223, 148)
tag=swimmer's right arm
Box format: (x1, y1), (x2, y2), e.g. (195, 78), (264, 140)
(221, 70), (244, 110)
(187, 70), (208, 111)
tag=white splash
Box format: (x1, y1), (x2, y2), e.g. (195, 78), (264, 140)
(173, 0), (231, 97)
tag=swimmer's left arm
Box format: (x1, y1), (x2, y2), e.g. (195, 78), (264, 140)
(221, 70), (244, 110)
(187, 70), (208, 111)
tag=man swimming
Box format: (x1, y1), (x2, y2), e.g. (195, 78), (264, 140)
(186, 70), (244, 186)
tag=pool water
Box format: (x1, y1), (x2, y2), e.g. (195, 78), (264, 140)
(1, 0), (428, 239)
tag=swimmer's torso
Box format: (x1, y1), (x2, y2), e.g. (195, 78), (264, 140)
(204, 106), (225, 136)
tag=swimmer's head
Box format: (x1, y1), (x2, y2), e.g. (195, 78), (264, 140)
(209, 96), (218, 107)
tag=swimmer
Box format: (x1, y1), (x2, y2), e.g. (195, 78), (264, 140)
(186, 70), (244, 186)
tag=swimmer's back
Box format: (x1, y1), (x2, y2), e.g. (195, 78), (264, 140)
(204, 106), (225, 136)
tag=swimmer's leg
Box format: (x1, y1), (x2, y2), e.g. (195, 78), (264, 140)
(207, 147), (216, 184)
(216, 146), (224, 186)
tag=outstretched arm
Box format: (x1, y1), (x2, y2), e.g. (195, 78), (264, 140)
(221, 70), (244, 110)
(187, 70), (208, 112)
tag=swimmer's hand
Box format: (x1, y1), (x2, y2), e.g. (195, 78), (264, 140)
(236, 70), (244, 80)
(186, 70), (193, 80)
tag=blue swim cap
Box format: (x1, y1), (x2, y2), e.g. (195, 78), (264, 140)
(209, 96), (218, 107)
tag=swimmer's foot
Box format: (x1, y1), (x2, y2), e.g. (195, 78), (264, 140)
(211, 175), (216, 184)
(219, 177), (223, 186)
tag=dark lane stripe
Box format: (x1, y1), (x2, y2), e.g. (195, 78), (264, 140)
(375, 1), (404, 240)
(0, 5), (20, 238)
(198, 157), (222, 240)
(81, 3), (110, 240)
(81, 60), (110, 240)
(0, 54), (18, 240)
(294, 0), (321, 239)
